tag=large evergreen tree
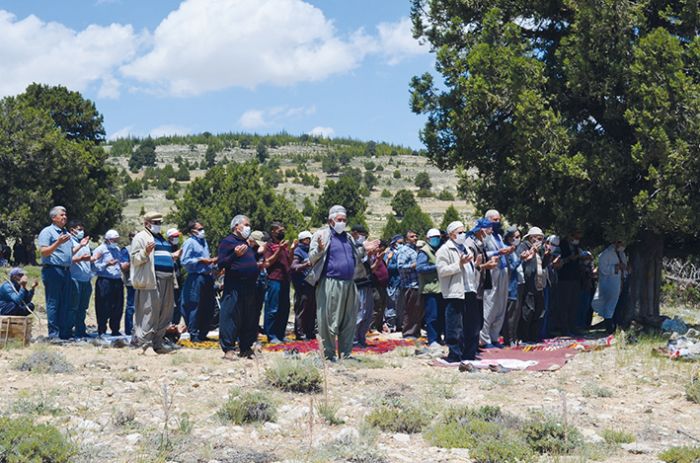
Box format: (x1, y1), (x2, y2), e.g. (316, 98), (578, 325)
(410, 0), (700, 319)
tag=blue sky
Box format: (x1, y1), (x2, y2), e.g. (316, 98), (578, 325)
(0, 0), (435, 148)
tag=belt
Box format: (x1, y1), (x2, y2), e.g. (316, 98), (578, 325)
(43, 264), (70, 269)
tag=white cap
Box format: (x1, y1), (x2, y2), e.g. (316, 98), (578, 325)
(547, 235), (560, 246)
(328, 205), (347, 220)
(446, 221), (465, 234)
(104, 229), (119, 240)
(426, 228), (441, 238)
(524, 227), (544, 239)
(166, 228), (180, 238)
(298, 231), (313, 240)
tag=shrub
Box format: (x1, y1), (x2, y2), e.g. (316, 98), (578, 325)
(264, 357), (322, 393)
(437, 189), (455, 201)
(659, 446), (700, 463)
(316, 401), (345, 425)
(601, 428), (635, 444)
(217, 389), (276, 424)
(0, 416), (76, 462)
(13, 350), (74, 374)
(393, 169), (401, 179)
(686, 373), (700, 404)
(416, 189), (433, 198)
(582, 382), (613, 398)
(521, 413), (581, 455)
(380, 189), (392, 198)
(366, 403), (431, 434)
(470, 436), (535, 463)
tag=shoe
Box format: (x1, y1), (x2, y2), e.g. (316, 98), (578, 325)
(239, 349), (255, 359)
(482, 343), (496, 349)
(153, 345), (174, 354)
(222, 350), (238, 361)
(111, 331), (123, 337)
(428, 341), (443, 349)
(491, 342), (505, 349)
(458, 362), (475, 373)
(268, 337), (282, 345)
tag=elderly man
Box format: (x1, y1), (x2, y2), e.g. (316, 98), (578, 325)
(291, 230), (316, 340)
(307, 205), (361, 361)
(397, 229), (422, 339)
(0, 268), (37, 315)
(480, 209), (514, 348)
(180, 220), (217, 342)
(68, 220), (92, 338)
(131, 212), (176, 353)
(39, 206), (81, 339)
(93, 229), (125, 336)
(218, 214), (259, 359)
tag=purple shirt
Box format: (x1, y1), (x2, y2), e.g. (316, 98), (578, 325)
(323, 231), (355, 280)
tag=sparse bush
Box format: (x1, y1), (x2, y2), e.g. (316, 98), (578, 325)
(112, 406), (136, 427)
(217, 389), (276, 424)
(317, 401), (345, 425)
(601, 428), (635, 444)
(416, 189), (433, 198)
(0, 416), (76, 462)
(521, 413), (581, 455)
(659, 446), (700, 463)
(366, 403), (430, 434)
(582, 382), (613, 398)
(315, 424), (386, 463)
(393, 169), (401, 179)
(470, 437), (535, 463)
(686, 373), (700, 404)
(380, 189), (392, 198)
(437, 189), (455, 201)
(13, 350), (74, 374)
(264, 357), (322, 393)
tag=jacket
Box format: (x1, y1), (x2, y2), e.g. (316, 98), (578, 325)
(417, 243), (440, 295)
(130, 229), (156, 290)
(436, 239), (470, 299)
(306, 225), (361, 286)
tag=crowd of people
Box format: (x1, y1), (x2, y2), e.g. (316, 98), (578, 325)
(0, 204), (631, 364)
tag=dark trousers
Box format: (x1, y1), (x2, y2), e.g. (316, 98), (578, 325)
(219, 279), (258, 353)
(0, 301), (33, 316)
(371, 286), (388, 330)
(125, 286), (135, 335)
(555, 280), (580, 335)
(402, 287), (423, 338)
(423, 292), (445, 345)
(445, 292), (482, 361)
(613, 278), (630, 328)
(69, 279), (92, 338)
(502, 285), (524, 345)
(172, 287), (182, 325)
(293, 282), (316, 340)
(182, 274), (215, 341)
(520, 290), (544, 342)
(41, 266), (72, 339)
(95, 277), (124, 335)
(264, 279), (290, 341)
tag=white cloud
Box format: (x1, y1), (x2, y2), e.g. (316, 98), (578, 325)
(239, 105), (316, 130)
(308, 126), (334, 138)
(149, 124), (191, 137)
(121, 0), (373, 95)
(108, 126), (134, 140)
(376, 17), (429, 65)
(0, 10), (141, 98)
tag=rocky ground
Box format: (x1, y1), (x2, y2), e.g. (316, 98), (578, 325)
(2, 313), (700, 463)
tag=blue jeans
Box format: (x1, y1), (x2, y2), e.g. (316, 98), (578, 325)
(125, 286), (135, 336)
(264, 279), (290, 341)
(70, 279), (92, 338)
(220, 278), (258, 353)
(42, 266), (72, 339)
(181, 274), (215, 341)
(423, 293), (445, 345)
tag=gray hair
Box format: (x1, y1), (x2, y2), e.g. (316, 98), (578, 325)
(484, 209), (500, 220)
(230, 214), (248, 230)
(49, 206), (66, 219)
(328, 205), (347, 221)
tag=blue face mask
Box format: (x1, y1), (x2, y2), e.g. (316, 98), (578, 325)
(428, 237), (441, 249)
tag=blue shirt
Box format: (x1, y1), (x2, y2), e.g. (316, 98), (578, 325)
(70, 237), (93, 282)
(218, 233), (259, 290)
(384, 245), (401, 295)
(180, 236), (212, 274)
(485, 233), (508, 270)
(397, 243), (419, 289)
(119, 246), (132, 286)
(416, 249), (437, 274)
(93, 243), (123, 279)
(38, 224), (72, 267)
(0, 281), (34, 305)
(324, 231), (355, 281)
(152, 234), (174, 273)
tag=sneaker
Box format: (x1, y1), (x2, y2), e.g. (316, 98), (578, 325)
(458, 362), (475, 373)
(428, 341), (443, 350)
(268, 337), (282, 345)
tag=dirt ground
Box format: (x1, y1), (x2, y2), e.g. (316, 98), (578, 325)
(2, 311), (699, 463)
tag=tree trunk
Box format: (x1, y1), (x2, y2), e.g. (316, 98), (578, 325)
(627, 231), (663, 324)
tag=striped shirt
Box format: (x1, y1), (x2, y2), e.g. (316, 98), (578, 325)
(152, 233), (174, 273)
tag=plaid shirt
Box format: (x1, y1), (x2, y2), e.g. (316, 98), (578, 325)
(396, 243), (419, 289)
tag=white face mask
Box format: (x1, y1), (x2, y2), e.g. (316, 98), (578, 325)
(513, 238), (521, 246)
(572, 239), (580, 245)
(356, 235), (366, 244)
(454, 232), (467, 245)
(73, 230), (85, 240)
(169, 238), (178, 245)
(240, 225), (251, 239)
(196, 230), (206, 239)
(333, 221), (346, 234)
(150, 224), (162, 234)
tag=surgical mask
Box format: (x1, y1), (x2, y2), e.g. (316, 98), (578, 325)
(513, 238), (521, 246)
(196, 230), (206, 239)
(572, 239), (580, 245)
(356, 235), (366, 245)
(429, 237), (441, 249)
(454, 232), (467, 245)
(169, 238), (178, 245)
(333, 221), (346, 234)
(150, 224), (162, 234)
(240, 225), (251, 239)
(73, 230), (84, 240)
(616, 246), (625, 252)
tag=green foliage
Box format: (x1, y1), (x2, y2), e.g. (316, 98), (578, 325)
(165, 182), (180, 201)
(521, 413), (581, 455)
(13, 350), (75, 374)
(398, 206), (434, 237)
(436, 189), (455, 201)
(129, 137), (157, 171)
(174, 165), (190, 182)
(363, 171), (378, 191)
(601, 428), (635, 445)
(0, 86), (122, 237)
(0, 416), (76, 463)
(686, 372), (700, 404)
(264, 357), (322, 393)
(217, 389), (276, 425)
(312, 175), (368, 228)
(416, 189), (433, 198)
(366, 401), (431, 434)
(110, 138), (136, 157)
(363, 160), (376, 171)
(302, 197), (315, 217)
(321, 153), (340, 174)
(364, 141), (377, 157)
(123, 179), (143, 199)
(204, 144), (217, 168)
(392, 169), (401, 179)
(440, 205), (462, 231)
(162, 164), (176, 178)
(256, 141), (268, 164)
(380, 189), (392, 198)
(316, 401), (345, 425)
(391, 190), (418, 217)
(381, 215), (401, 240)
(414, 171), (432, 191)
(659, 446), (700, 463)
(171, 161), (305, 248)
